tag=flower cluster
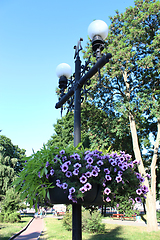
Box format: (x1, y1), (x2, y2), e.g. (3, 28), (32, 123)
(14, 146), (149, 210)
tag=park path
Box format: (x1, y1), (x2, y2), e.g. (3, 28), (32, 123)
(12, 217), (44, 240)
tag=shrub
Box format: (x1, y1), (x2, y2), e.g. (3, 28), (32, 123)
(8, 212), (21, 223)
(63, 211), (72, 231)
(63, 207), (105, 233)
(0, 213), (4, 222)
(82, 209), (105, 233)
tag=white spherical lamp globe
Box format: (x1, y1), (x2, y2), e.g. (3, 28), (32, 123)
(56, 63), (72, 78)
(88, 20), (109, 40)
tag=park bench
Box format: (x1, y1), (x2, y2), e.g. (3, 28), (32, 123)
(112, 214), (136, 221)
(57, 211), (65, 216)
(112, 214), (124, 220)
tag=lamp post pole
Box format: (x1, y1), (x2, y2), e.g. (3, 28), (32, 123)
(72, 47), (82, 240)
(55, 20), (112, 240)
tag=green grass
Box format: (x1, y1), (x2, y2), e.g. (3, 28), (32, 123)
(0, 216), (33, 240)
(39, 217), (160, 240)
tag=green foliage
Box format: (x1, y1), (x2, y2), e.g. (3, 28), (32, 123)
(63, 208), (105, 233)
(0, 136), (26, 199)
(48, 102), (133, 155)
(0, 188), (22, 223)
(82, 209), (105, 233)
(47, 112), (74, 148)
(83, 0), (160, 194)
(116, 195), (139, 217)
(63, 210), (72, 231)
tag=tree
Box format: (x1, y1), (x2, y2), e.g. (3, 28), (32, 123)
(0, 136), (26, 199)
(83, 0), (160, 231)
(0, 188), (22, 222)
(48, 102), (134, 154)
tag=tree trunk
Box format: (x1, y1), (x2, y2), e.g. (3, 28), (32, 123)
(123, 71), (159, 231)
(129, 112), (158, 231)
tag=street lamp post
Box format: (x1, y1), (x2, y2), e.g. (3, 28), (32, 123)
(55, 20), (112, 240)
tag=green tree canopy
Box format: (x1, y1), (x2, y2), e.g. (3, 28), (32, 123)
(0, 135), (26, 199)
(83, 0), (160, 231)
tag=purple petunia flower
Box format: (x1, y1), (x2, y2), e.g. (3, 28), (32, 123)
(104, 187), (111, 195)
(91, 169), (98, 177)
(65, 171), (72, 178)
(46, 174), (49, 179)
(59, 149), (65, 155)
(85, 171), (92, 178)
(86, 164), (93, 170)
(128, 162), (134, 168)
(142, 185), (149, 194)
(84, 182), (92, 191)
(56, 179), (62, 188)
(69, 187), (75, 194)
(53, 158), (58, 163)
(119, 156), (125, 162)
(97, 160), (104, 166)
(73, 168), (79, 175)
(111, 161), (117, 166)
(104, 168), (110, 174)
(136, 188), (142, 195)
(135, 173), (141, 179)
(55, 154), (61, 159)
(61, 163), (68, 172)
(116, 175), (122, 183)
(139, 177), (145, 183)
(65, 161), (71, 166)
(135, 197), (142, 203)
(118, 171), (123, 176)
(87, 157), (94, 165)
(118, 162), (123, 168)
(93, 166), (100, 172)
(74, 163), (81, 168)
(111, 152), (118, 158)
(79, 175), (87, 184)
(46, 161), (50, 168)
(133, 159), (140, 165)
(105, 197), (111, 202)
(105, 175), (112, 181)
(68, 194), (73, 200)
(38, 171), (41, 178)
(70, 153), (81, 160)
(79, 186), (86, 193)
(62, 182), (68, 189)
(125, 154), (132, 161)
(50, 169), (54, 176)
(121, 164), (128, 171)
(62, 156), (67, 162)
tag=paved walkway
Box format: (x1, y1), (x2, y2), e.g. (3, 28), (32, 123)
(12, 218), (44, 240)
(11, 215), (159, 239)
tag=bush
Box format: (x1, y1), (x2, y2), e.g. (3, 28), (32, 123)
(82, 209), (105, 233)
(2, 212), (21, 223)
(63, 211), (72, 231)
(9, 212), (21, 223)
(0, 213), (4, 222)
(63, 207), (105, 233)
(157, 211), (160, 220)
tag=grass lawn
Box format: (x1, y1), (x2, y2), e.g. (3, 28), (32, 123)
(0, 216), (33, 240)
(39, 217), (160, 240)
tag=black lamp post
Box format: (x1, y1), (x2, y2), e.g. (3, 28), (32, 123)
(55, 20), (112, 240)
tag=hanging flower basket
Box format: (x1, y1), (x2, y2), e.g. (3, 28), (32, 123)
(13, 145), (149, 210)
(48, 176), (99, 205)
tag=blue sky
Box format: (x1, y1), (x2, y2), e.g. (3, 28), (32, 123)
(0, 0), (136, 156)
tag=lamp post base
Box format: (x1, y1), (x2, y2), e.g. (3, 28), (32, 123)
(72, 204), (82, 240)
